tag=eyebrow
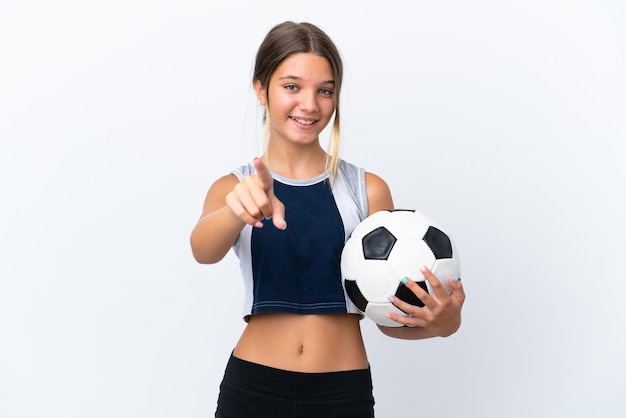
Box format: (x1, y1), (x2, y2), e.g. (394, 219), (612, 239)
(278, 75), (335, 85)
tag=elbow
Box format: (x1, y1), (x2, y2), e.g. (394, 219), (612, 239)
(191, 249), (225, 265)
(192, 250), (219, 265)
(190, 235), (228, 264)
(190, 237), (224, 265)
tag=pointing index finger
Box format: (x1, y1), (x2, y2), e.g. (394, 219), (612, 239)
(253, 157), (274, 192)
(251, 157), (287, 230)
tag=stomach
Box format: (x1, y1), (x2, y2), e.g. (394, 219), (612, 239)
(232, 312), (369, 373)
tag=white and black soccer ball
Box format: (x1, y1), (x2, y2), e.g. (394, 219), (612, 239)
(341, 209), (461, 327)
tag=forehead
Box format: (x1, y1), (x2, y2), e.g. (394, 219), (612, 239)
(272, 53), (334, 83)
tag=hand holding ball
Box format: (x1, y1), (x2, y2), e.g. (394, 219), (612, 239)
(341, 209), (461, 327)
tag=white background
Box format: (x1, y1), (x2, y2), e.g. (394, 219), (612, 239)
(1, 1), (625, 417)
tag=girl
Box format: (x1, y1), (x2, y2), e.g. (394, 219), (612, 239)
(190, 21), (465, 418)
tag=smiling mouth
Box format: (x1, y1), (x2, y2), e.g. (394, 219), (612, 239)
(290, 116), (316, 125)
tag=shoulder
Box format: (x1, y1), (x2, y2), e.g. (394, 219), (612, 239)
(335, 159), (362, 178)
(201, 162), (253, 213)
(204, 161), (255, 203)
(364, 171), (391, 197)
(202, 173), (239, 211)
(336, 159), (394, 214)
(364, 171), (394, 214)
(231, 162), (256, 181)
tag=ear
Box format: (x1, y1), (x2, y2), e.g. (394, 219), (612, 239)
(253, 79), (267, 106)
(254, 80), (267, 106)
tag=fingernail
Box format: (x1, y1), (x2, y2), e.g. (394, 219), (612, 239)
(452, 276), (461, 283)
(281, 222), (287, 230)
(400, 277), (408, 285)
(419, 265), (427, 273)
(387, 295), (395, 302)
(264, 216), (272, 220)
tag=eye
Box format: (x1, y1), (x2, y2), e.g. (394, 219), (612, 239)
(319, 88), (334, 96)
(285, 84), (299, 91)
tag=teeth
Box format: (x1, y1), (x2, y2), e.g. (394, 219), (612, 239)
(292, 117), (314, 125)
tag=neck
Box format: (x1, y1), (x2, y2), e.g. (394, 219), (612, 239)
(263, 144), (328, 180)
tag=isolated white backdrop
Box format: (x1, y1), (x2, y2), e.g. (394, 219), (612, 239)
(1, 1), (625, 417)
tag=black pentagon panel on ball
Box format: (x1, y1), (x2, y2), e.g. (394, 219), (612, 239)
(423, 226), (453, 259)
(362, 227), (397, 260)
(344, 280), (369, 313)
(395, 281), (429, 308)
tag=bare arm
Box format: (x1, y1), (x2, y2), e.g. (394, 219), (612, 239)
(190, 157), (286, 264)
(364, 171), (394, 214)
(364, 171), (465, 340)
(190, 174), (245, 264)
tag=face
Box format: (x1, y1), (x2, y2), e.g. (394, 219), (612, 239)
(255, 53), (336, 148)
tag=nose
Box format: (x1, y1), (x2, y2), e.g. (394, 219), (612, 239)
(299, 90), (319, 112)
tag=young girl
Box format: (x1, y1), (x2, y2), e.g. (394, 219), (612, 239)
(190, 21), (465, 418)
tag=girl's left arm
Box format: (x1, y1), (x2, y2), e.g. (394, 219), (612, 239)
(364, 172), (466, 340)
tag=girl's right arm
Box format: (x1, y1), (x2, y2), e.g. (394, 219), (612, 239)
(190, 158), (286, 264)
(190, 174), (245, 264)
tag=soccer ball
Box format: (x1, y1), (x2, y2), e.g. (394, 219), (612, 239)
(341, 209), (461, 327)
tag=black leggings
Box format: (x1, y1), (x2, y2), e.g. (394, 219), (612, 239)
(215, 354), (375, 418)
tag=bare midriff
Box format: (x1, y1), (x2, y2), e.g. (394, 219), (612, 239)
(233, 312), (369, 373)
